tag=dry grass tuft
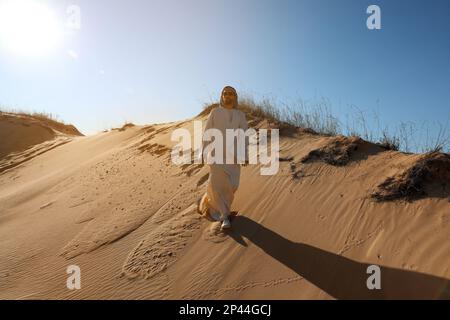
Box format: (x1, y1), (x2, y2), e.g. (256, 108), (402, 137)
(372, 152), (450, 201)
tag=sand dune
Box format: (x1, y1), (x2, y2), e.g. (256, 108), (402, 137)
(0, 111), (449, 299)
(0, 112), (83, 173)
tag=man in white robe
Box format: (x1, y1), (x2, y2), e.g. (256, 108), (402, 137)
(198, 86), (249, 230)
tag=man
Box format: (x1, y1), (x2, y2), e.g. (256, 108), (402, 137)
(198, 86), (249, 230)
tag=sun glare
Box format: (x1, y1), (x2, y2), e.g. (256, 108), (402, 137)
(0, 0), (62, 57)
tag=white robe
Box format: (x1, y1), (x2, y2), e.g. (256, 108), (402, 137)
(199, 106), (248, 220)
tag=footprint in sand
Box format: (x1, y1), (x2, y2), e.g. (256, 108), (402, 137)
(200, 211), (240, 243)
(121, 203), (202, 280)
(202, 222), (229, 243)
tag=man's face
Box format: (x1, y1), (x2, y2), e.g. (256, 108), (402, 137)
(222, 89), (236, 107)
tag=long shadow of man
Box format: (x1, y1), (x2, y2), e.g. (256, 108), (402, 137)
(226, 215), (450, 299)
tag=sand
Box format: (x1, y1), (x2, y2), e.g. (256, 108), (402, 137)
(0, 111), (449, 299)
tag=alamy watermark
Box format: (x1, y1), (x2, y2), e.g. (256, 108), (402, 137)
(367, 5), (381, 30)
(66, 5), (81, 30)
(171, 120), (280, 175)
(66, 265), (81, 290)
(367, 265), (381, 290)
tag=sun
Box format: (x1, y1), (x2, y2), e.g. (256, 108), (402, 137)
(0, 0), (62, 57)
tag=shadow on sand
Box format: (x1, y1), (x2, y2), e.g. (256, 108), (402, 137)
(225, 215), (450, 299)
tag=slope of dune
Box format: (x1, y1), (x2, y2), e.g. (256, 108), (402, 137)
(0, 112), (83, 174)
(0, 110), (449, 300)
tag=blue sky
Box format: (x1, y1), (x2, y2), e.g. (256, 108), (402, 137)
(0, 0), (449, 143)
